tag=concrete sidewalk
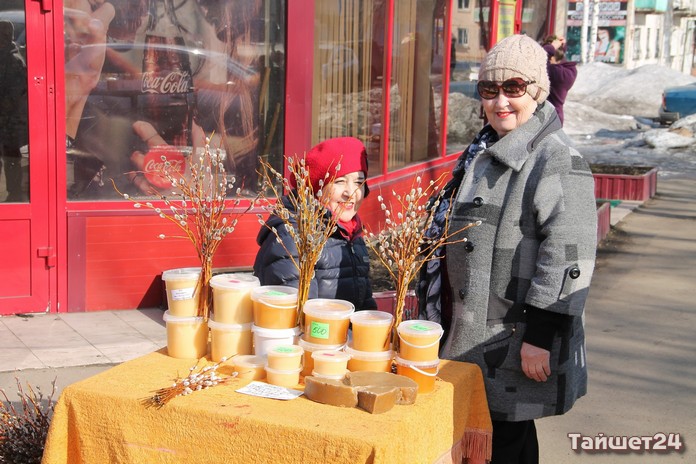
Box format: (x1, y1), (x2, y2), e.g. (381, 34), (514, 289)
(1, 179), (693, 463)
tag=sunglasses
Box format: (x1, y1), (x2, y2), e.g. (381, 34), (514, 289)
(477, 78), (535, 100)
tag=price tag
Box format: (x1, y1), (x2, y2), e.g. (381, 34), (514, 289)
(310, 321), (330, 339)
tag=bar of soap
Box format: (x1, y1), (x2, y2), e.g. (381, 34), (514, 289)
(346, 371), (418, 405)
(356, 386), (399, 414)
(304, 376), (358, 408)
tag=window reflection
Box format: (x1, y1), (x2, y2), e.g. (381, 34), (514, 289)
(0, 11), (29, 203)
(64, 0), (285, 200)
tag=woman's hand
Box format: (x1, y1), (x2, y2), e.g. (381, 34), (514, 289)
(520, 342), (551, 382)
(128, 120), (223, 194)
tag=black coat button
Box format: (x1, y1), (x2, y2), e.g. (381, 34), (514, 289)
(465, 242), (474, 252)
(473, 197), (483, 207)
(458, 289), (466, 299)
(569, 267), (581, 279)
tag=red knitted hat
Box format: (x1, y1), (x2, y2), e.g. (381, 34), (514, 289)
(292, 136), (370, 197)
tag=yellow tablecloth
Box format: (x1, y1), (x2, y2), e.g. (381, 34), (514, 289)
(42, 350), (491, 464)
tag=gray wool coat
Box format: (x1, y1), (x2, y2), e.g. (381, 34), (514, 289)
(441, 103), (597, 422)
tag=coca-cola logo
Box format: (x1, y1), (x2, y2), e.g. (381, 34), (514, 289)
(141, 71), (192, 94)
(143, 147), (186, 189)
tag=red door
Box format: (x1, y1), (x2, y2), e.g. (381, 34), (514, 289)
(0, 0), (56, 315)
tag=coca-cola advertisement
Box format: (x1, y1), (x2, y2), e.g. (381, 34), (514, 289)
(63, 0), (286, 200)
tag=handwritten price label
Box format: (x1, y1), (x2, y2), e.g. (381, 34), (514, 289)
(310, 321), (330, 340)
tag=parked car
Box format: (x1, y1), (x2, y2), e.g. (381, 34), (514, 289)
(658, 82), (696, 124)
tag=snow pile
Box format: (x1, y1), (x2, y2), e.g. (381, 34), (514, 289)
(567, 62), (696, 119)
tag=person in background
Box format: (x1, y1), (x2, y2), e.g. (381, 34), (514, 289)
(0, 20), (28, 202)
(417, 34), (596, 464)
(254, 136), (377, 311)
(542, 35), (577, 126)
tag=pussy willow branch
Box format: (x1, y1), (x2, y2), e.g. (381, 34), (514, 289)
(256, 157), (345, 330)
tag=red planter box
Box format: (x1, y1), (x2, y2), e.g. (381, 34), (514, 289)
(592, 165), (658, 202)
(596, 201), (611, 244)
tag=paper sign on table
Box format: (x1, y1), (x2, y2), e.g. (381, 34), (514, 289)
(236, 381), (304, 400)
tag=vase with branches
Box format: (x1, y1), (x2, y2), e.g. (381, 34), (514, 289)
(255, 156), (343, 332)
(113, 139), (252, 320)
(364, 175), (480, 351)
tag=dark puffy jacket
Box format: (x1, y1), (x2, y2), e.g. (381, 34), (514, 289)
(253, 196), (377, 311)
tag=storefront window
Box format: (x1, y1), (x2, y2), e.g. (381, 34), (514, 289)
(387, 0), (445, 169)
(313, 0), (447, 175)
(64, 0), (286, 201)
(312, 0), (387, 177)
(0, 8), (28, 203)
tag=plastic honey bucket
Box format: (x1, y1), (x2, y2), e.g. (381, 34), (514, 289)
(349, 310), (393, 352)
(345, 343), (394, 373)
(311, 350), (351, 377)
(250, 286), (299, 329)
(208, 320), (253, 362)
(396, 320), (443, 361)
(163, 310), (208, 359)
(298, 338), (344, 377)
(162, 267), (201, 317)
(302, 299), (355, 345)
(265, 365), (302, 388)
(394, 356), (440, 394)
(266, 344), (304, 370)
(251, 325), (301, 358)
(210, 273), (260, 324)
(232, 354), (266, 380)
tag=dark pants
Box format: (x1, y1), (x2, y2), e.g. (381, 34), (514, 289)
(491, 420), (539, 464)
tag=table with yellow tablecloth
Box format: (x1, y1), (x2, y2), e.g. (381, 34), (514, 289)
(42, 350), (491, 464)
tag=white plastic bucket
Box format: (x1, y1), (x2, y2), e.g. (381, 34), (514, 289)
(396, 320), (443, 361)
(250, 286), (299, 329)
(349, 310), (394, 352)
(265, 365), (302, 387)
(302, 298), (355, 345)
(163, 310), (208, 359)
(345, 343), (394, 373)
(394, 356), (440, 393)
(232, 354), (266, 380)
(162, 267), (201, 317)
(210, 273), (260, 324)
(298, 337), (344, 377)
(251, 324), (301, 357)
(208, 320), (253, 361)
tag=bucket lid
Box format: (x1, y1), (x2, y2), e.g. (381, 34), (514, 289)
(162, 310), (205, 323)
(350, 310), (393, 326)
(298, 337), (345, 352)
(162, 267), (201, 281)
(344, 343), (394, 361)
(397, 320), (443, 337)
(233, 354), (266, 368)
(251, 324), (301, 338)
(303, 299), (355, 319)
(267, 344), (304, 357)
(207, 320), (252, 331)
(265, 365), (303, 374)
(394, 355), (440, 368)
(210, 273), (260, 290)
(311, 350), (351, 363)
(250, 286), (298, 305)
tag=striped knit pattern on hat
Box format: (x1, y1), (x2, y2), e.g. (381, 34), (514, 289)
(479, 34), (550, 103)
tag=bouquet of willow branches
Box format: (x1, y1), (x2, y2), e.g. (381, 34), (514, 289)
(0, 379), (56, 464)
(256, 156), (342, 331)
(114, 138), (251, 320)
(364, 175), (480, 350)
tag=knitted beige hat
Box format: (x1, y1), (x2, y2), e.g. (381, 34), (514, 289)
(478, 34), (550, 103)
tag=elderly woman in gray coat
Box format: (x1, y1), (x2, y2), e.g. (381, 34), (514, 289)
(417, 34), (597, 464)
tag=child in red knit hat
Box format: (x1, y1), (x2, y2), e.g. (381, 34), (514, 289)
(254, 137), (377, 311)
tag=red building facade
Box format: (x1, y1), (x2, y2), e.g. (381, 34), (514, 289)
(0, 0), (555, 314)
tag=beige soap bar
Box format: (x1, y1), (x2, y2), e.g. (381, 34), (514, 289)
(347, 371), (418, 405)
(304, 371), (418, 414)
(304, 376), (358, 408)
(356, 385), (399, 414)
